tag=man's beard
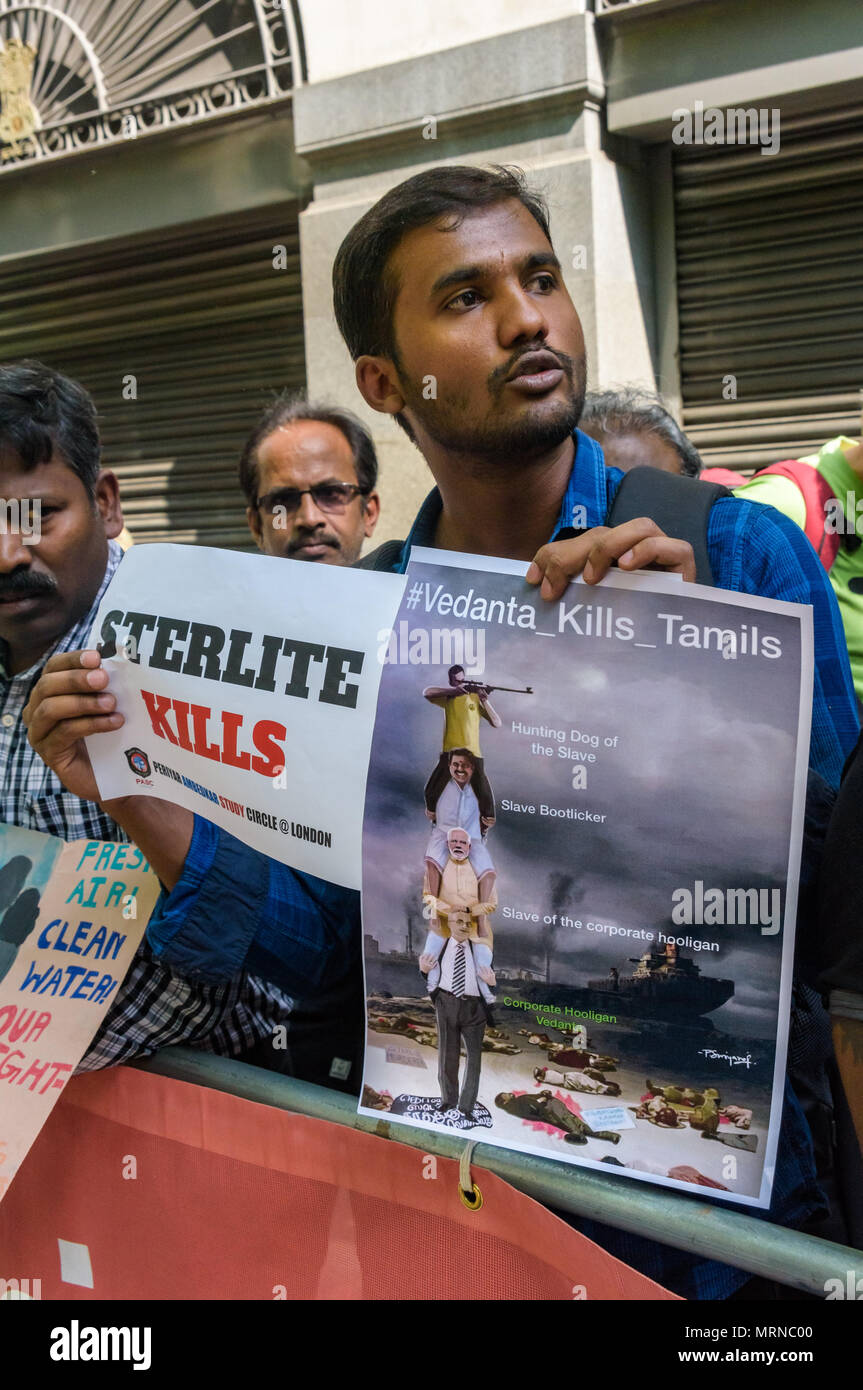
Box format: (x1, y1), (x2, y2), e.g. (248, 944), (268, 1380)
(398, 346), (586, 465)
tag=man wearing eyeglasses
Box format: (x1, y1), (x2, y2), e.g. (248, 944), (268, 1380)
(239, 393), (380, 566)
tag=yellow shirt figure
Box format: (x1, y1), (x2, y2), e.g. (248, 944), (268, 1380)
(428, 691), (487, 758)
(423, 668), (502, 822)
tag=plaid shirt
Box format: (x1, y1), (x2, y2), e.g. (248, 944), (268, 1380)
(0, 540), (294, 1069)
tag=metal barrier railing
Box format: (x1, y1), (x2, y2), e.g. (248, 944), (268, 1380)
(136, 1046), (863, 1298)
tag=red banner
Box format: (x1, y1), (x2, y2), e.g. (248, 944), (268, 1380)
(0, 1066), (677, 1300)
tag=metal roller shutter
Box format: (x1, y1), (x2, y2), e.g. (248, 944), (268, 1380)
(673, 105), (863, 475)
(0, 205), (305, 548)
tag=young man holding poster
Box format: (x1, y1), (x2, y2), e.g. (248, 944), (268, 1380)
(329, 165), (859, 1296)
(335, 165), (857, 790)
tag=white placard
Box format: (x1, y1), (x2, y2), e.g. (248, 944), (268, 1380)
(86, 544), (404, 888)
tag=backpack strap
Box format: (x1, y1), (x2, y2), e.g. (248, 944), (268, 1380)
(357, 468), (731, 585)
(354, 538), (406, 572)
(605, 467), (730, 586)
(753, 460), (840, 570)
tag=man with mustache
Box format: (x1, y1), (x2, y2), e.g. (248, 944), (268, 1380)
(329, 163), (859, 1297)
(334, 178), (858, 1249)
(0, 359), (356, 1080)
(240, 393), (380, 566)
(337, 165), (855, 784)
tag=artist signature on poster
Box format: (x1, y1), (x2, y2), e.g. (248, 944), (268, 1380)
(698, 1048), (755, 1069)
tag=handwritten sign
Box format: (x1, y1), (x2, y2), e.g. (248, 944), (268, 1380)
(0, 823), (158, 1203)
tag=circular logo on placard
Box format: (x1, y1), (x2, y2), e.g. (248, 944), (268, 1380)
(125, 747), (151, 778)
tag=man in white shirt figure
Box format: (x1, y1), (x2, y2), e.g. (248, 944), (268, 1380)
(424, 750), (496, 898)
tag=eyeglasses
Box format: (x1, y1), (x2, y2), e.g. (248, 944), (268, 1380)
(256, 483), (369, 516)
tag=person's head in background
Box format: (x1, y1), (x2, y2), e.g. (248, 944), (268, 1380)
(580, 388), (703, 477)
(239, 393), (380, 565)
(0, 359), (123, 675)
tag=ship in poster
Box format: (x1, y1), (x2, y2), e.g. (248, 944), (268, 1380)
(519, 939), (736, 1021)
(585, 945), (734, 1017)
(372, 939), (735, 1023)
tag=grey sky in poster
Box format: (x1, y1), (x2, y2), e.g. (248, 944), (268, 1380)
(362, 563), (804, 1039)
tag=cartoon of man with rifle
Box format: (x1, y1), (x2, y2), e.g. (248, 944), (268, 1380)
(422, 664), (532, 830)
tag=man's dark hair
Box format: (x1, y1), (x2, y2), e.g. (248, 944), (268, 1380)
(333, 165), (552, 365)
(448, 664), (465, 683)
(0, 360), (101, 498)
(580, 387), (703, 478)
(238, 392), (379, 507)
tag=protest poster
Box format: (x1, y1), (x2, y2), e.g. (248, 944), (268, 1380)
(0, 823), (158, 1203)
(86, 544), (404, 889)
(359, 547), (812, 1207)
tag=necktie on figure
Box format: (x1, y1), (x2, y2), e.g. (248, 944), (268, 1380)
(452, 942), (466, 997)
